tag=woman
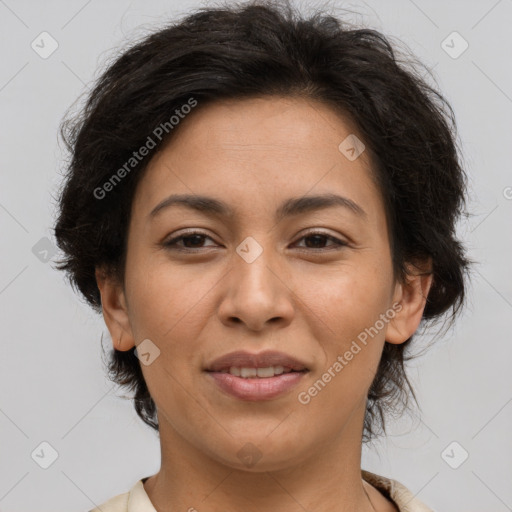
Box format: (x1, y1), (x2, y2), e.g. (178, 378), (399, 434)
(53, 1), (469, 510)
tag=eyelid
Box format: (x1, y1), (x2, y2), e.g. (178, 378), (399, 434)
(292, 229), (349, 249)
(295, 228), (348, 242)
(163, 228), (349, 251)
(163, 229), (217, 248)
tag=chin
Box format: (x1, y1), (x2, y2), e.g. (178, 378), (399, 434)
(219, 449), (301, 473)
(204, 431), (312, 473)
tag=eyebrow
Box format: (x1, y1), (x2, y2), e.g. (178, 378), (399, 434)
(149, 193), (367, 222)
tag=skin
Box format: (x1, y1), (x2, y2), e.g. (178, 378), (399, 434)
(96, 96), (432, 512)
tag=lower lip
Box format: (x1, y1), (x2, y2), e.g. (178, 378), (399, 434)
(206, 371), (307, 401)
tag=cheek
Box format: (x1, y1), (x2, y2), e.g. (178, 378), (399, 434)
(304, 258), (393, 341)
(125, 258), (215, 421)
(297, 260), (393, 403)
(126, 253), (216, 344)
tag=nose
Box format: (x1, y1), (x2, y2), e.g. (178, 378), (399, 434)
(217, 246), (295, 332)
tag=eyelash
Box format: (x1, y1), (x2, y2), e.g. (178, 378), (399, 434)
(163, 230), (348, 252)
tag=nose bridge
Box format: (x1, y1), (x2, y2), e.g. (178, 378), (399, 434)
(218, 235), (293, 329)
(233, 235), (281, 300)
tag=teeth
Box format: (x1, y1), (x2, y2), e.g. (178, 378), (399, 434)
(257, 367), (274, 378)
(228, 365), (289, 378)
(240, 367), (257, 378)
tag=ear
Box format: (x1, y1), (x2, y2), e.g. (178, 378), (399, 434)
(95, 266), (136, 351)
(386, 259), (433, 344)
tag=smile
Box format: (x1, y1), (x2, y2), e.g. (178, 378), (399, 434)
(206, 369), (308, 400)
(221, 366), (297, 378)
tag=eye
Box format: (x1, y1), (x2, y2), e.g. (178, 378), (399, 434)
(162, 230), (348, 252)
(293, 231), (348, 251)
(163, 231), (217, 251)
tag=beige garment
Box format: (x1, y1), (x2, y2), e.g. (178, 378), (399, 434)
(89, 470), (433, 512)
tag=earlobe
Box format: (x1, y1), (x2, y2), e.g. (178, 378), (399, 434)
(95, 267), (135, 351)
(386, 261), (433, 345)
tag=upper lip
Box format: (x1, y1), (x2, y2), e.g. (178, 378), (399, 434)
(205, 350), (309, 372)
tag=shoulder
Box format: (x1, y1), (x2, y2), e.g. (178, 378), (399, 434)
(362, 470), (434, 512)
(87, 478), (155, 512)
(88, 490), (129, 512)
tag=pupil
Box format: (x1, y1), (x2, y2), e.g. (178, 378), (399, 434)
(306, 235), (325, 248)
(184, 235), (204, 247)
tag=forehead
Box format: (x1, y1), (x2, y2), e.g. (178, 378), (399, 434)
(131, 96), (382, 221)
(166, 95), (364, 156)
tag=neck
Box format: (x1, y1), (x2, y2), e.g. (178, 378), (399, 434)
(144, 404), (379, 512)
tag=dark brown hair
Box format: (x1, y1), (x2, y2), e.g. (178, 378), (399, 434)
(53, 0), (470, 442)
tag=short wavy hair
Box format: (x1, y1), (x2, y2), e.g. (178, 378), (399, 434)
(53, 0), (470, 442)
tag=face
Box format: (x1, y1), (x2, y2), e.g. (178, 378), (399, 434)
(97, 96), (429, 471)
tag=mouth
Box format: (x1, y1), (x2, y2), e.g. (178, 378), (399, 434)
(210, 365), (306, 378)
(204, 349), (309, 373)
(204, 350), (309, 401)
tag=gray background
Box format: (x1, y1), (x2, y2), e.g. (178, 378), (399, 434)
(1, 0), (511, 511)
